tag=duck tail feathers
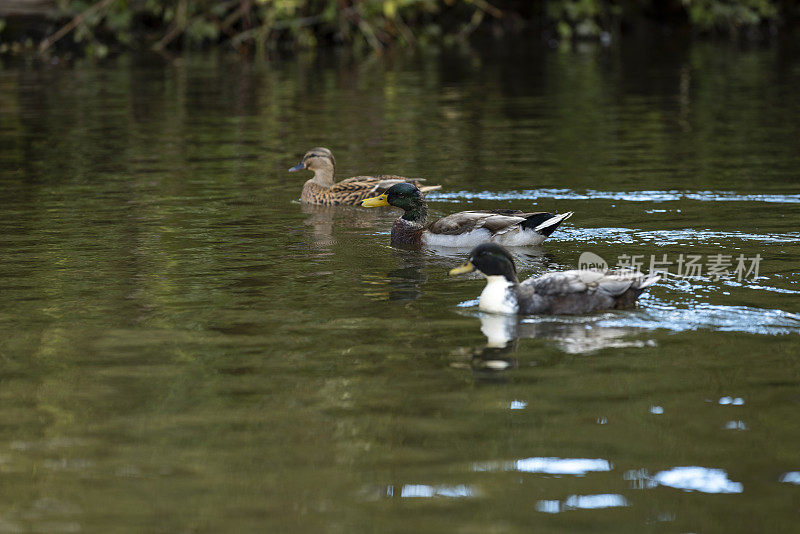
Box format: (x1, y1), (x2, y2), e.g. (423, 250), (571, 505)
(531, 211), (573, 235)
(637, 274), (661, 289)
(419, 185), (442, 193)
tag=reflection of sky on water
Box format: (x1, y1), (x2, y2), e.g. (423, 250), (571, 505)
(441, 219), (800, 248)
(725, 420), (747, 430)
(779, 472), (800, 484)
(653, 467), (743, 493)
(556, 226), (800, 245)
(719, 396), (745, 405)
(362, 484), (478, 500)
(536, 494), (629, 513)
(594, 300), (800, 336)
(429, 189), (800, 205)
(432, 189), (800, 252)
(626, 467), (743, 493)
(741, 284), (800, 295)
(389, 484), (476, 498)
(474, 457), (612, 475)
(624, 469), (658, 490)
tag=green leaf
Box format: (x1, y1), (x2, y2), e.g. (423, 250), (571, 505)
(557, 21), (572, 39)
(384, 1), (397, 19)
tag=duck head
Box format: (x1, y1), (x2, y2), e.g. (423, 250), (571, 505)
(449, 243), (519, 283)
(362, 182), (428, 223)
(289, 147), (336, 186)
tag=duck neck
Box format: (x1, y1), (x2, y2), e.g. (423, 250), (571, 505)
(401, 202), (427, 224)
(479, 275), (518, 315)
(391, 218), (425, 246)
(310, 163), (335, 187)
(502, 269), (519, 284)
(488, 261), (519, 284)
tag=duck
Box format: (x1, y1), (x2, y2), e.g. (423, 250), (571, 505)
(449, 243), (659, 315)
(289, 147), (441, 206)
(361, 182), (572, 247)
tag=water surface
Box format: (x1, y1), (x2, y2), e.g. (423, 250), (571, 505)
(1, 40), (799, 533)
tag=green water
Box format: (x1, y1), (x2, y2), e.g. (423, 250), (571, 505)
(1, 39), (799, 533)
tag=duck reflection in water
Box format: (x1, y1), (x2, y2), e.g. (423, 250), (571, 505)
(300, 202), (382, 251)
(386, 261), (428, 301)
(359, 248), (431, 302)
(492, 313), (653, 354)
(454, 313), (654, 379)
(463, 314), (521, 380)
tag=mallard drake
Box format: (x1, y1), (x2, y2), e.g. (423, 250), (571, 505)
(289, 147), (441, 206)
(361, 182), (572, 247)
(449, 243), (659, 315)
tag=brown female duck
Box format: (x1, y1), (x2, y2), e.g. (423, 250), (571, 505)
(289, 147), (441, 206)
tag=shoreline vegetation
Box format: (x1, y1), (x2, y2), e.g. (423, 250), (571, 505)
(0, 0), (796, 58)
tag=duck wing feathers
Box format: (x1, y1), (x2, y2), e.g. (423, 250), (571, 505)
(427, 210), (566, 236)
(427, 211), (528, 236)
(337, 175), (440, 194)
(304, 175), (441, 206)
(517, 269), (659, 314)
(522, 269), (658, 296)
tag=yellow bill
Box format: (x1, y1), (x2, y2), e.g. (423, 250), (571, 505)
(361, 193), (389, 208)
(449, 261), (475, 276)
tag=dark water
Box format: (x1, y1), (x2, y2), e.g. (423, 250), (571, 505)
(1, 39), (799, 532)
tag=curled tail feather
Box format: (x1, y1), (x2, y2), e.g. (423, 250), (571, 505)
(419, 185), (442, 193)
(527, 211), (574, 236)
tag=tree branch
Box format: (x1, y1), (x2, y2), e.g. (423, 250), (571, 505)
(38, 0), (117, 53)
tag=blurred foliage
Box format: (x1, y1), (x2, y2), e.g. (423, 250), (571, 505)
(0, 0), (793, 57)
(546, 0), (619, 39)
(682, 0), (779, 32)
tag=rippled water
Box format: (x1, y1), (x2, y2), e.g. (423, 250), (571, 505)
(432, 188), (800, 203)
(1, 39), (799, 532)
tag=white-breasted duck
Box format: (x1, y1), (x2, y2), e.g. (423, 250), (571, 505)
(362, 182), (572, 248)
(449, 243), (659, 315)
